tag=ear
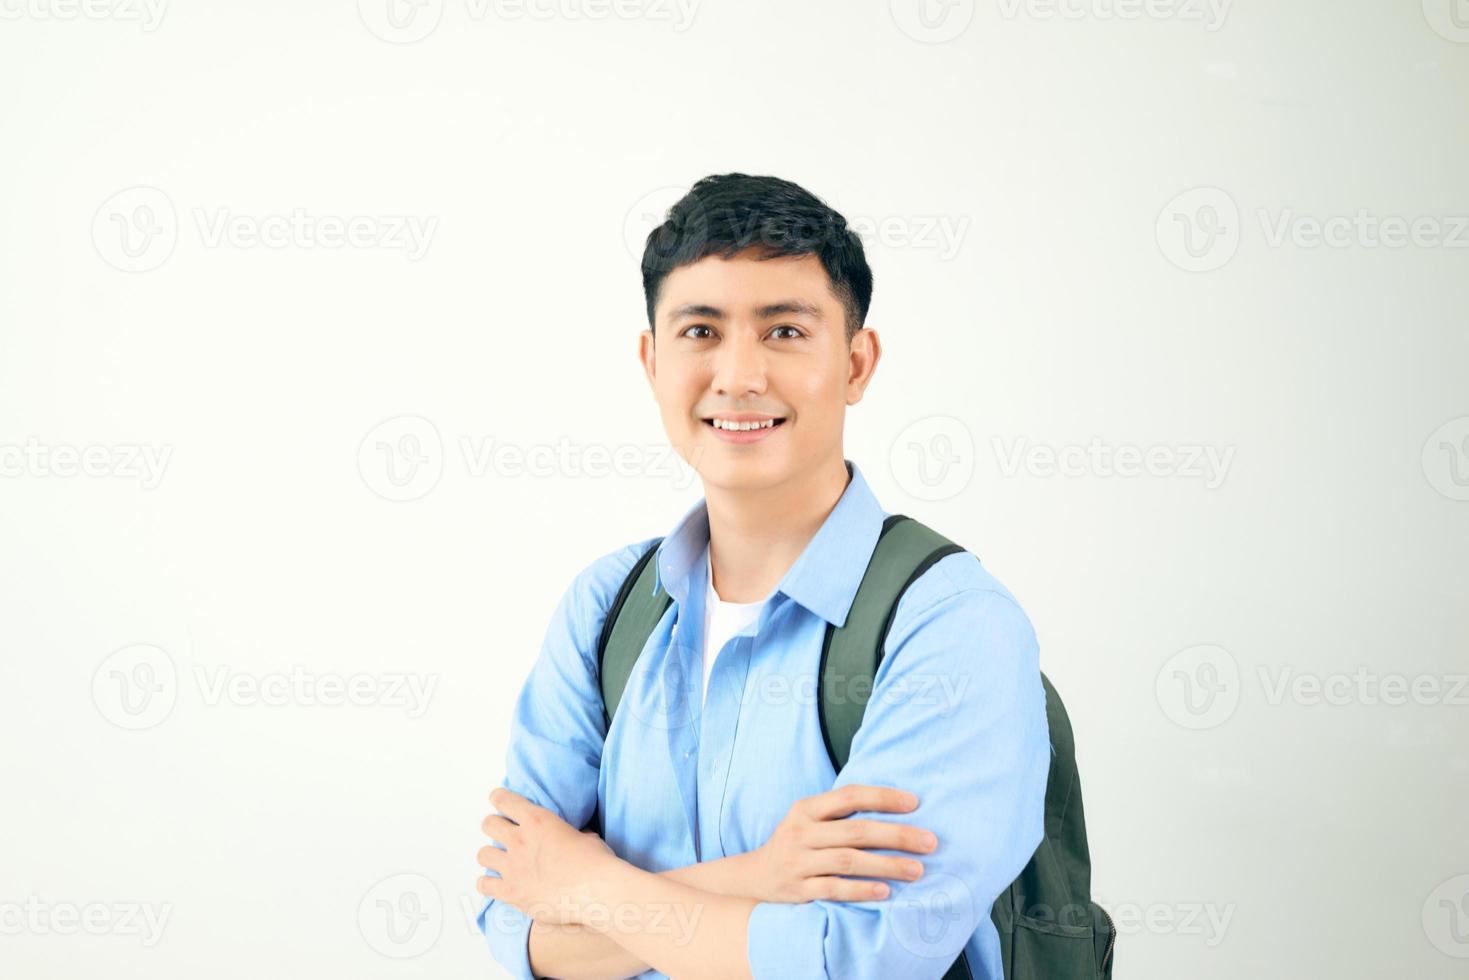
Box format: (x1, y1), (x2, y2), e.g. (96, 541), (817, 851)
(638, 328), (657, 390)
(845, 326), (881, 405)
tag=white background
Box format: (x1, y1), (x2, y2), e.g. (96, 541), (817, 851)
(2, 1), (1466, 977)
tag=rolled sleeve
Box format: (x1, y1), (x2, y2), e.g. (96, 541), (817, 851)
(747, 901), (829, 979)
(748, 581), (1049, 980)
(478, 896), (535, 980)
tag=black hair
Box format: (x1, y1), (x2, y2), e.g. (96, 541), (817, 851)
(640, 174), (873, 344)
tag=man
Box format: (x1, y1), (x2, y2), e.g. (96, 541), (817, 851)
(475, 173), (1049, 979)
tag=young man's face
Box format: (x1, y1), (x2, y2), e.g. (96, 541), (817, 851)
(639, 248), (880, 493)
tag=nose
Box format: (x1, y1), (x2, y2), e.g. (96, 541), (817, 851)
(711, 325), (768, 398)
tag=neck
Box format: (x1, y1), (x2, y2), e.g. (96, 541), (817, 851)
(703, 451), (851, 603)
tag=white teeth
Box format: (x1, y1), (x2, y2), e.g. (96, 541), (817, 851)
(711, 418), (778, 431)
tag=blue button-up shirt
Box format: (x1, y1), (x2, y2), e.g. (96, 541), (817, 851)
(478, 459), (1048, 979)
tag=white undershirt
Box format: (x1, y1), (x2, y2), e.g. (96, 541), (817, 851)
(701, 546), (767, 706)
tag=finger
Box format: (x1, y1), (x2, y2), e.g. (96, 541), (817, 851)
(475, 874), (500, 898)
(802, 784), (919, 821)
(803, 875), (892, 903)
(807, 818), (938, 855)
(481, 813), (521, 845)
(489, 787), (540, 824)
(809, 847), (925, 883)
(476, 844), (507, 871)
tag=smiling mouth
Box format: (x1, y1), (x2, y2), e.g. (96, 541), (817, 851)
(702, 418), (787, 432)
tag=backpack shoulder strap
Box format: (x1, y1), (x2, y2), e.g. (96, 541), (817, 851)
(818, 513), (972, 980)
(597, 537), (672, 728)
(819, 514), (966, 773)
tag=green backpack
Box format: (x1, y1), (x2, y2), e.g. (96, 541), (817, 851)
(596, 514), (1116, 980)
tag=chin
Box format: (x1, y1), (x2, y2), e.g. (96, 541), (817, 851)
(695, 453), (792, 492)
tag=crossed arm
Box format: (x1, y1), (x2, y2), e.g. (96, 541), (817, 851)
(475, 553), (1049, 980)
(523, 861), (747, 980)
(476, 783), (937, 980)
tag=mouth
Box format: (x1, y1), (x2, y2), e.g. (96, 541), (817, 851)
(701, 416), (788, 444)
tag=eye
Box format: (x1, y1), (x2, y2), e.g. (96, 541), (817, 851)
(677, 323), (803, 341)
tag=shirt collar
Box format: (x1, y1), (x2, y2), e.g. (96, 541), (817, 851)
(651, 459), (888, 629)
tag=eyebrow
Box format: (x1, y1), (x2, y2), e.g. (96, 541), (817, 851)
(668, 300), (825, 322)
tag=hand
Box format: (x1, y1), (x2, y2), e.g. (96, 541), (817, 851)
(475, 788), (617, 925)
(744, 784), (938, 904)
